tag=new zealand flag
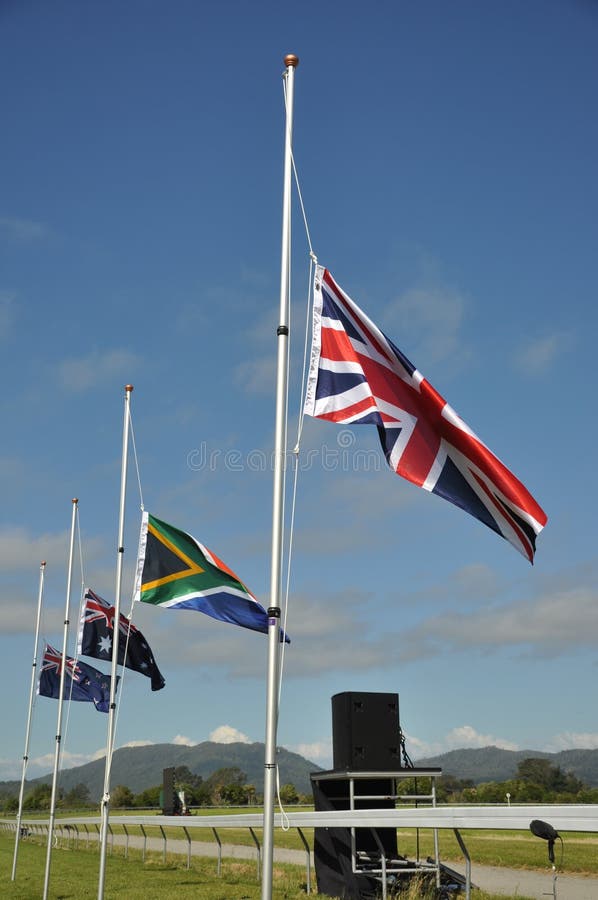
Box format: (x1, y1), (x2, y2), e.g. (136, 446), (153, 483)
(78, 589), (165, 691)
(38, 644), (116, 713)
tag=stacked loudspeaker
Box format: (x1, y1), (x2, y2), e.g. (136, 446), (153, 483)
(332, 691), (401, 771)
(311, 692), (402, 900)
(162, 766), (177, 815)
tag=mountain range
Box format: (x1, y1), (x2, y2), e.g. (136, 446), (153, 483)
(2, 743), (598, 804)
(417, 746), (598, 787)
(0, 741), (321, 802)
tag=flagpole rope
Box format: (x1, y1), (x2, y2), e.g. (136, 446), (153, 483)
(283, 76), (315, 260)
(127, 404), (145, 619)
(278, 255), (315, 678)
(128, 404), (145, 514)
(277, 264), (311, 670)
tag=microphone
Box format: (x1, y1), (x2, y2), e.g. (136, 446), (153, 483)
(530, 819), (560, 863)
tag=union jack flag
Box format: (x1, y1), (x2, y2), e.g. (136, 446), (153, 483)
(304, 266), (547, 562)
(82, 588), (139, 638)
(41, 644), (81, 681)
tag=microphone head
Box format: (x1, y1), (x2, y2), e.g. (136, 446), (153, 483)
(530, 819), (559, 842)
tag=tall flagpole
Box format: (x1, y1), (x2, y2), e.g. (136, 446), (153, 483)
(11, 560), (46, 881)
(43, 499), (78, 900)
(261, 53), (298, 900)
(98, 384), (133, 900)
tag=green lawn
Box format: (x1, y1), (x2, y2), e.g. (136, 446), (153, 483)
(0, 830), (532, 900)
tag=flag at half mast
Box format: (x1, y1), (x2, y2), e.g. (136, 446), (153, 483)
(78, 589), (165, 691)
(304, 266), (547, 562)
(133, 512), (289, 641)
(38, 643), (117, 713)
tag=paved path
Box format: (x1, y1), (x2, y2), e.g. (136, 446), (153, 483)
(447, 861), (597, 899)
(67, 829), (598, 898)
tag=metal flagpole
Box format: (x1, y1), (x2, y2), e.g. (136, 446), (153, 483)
(42, 499), (78, 900)
(98, 384), (133, 900)
(261, 53), (298, 900)
(11, 560), (46, 881)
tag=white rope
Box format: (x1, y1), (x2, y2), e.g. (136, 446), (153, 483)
(275, 764), (291, 832)
(283, 74), (315, 260)
(277, 261), (314, 683)
(126, 405), (145, 619)
(128, 404), (144, 514)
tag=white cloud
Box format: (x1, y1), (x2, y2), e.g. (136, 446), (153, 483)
(0, 526), (105, 612)
(452, 563), (501, 601)
(0, 527), (70, 572)
(139, 589), (396, 679)
(26, 747), (106, 777)
(172, 734), (196, 746)
(120, 740), (155, 749)
(209, 725), (251, 744)
(444, 726), (519, 752)
(0, 216), (48, 242)
(545, 732), (598, 752)
(233, 356), (276, 394)
(292, 740), (333, 766)
(57, 348), (140, 392)
(408, 725), (519, 759)
(409, 725), (598, 760)
(384, 286), (469, 367)
(395, 585), (598, 662)
(514, 332), (572, 375)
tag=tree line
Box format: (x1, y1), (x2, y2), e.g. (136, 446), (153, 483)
(1, 765), (308, 812)
(3, 757), (596, 812)
(430, 757), (598, 804)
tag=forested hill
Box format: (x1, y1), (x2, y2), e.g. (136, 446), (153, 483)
(416, 746), (598, 786)
(4, 743), (598, 804)
(0, 742), (321, 802)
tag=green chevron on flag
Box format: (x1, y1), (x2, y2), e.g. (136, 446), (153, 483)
(133, 512), (289, 641)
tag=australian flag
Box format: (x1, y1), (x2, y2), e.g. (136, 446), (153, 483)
(78, 589), (165, 691)
(38, 643), (116, 713)
(304, 266), (547, 562)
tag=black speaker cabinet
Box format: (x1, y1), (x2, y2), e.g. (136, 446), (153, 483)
(162, 766), (176, 815)
(332, 691), (400, 771)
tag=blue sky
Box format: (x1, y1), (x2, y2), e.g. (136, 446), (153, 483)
(1, 0), (597, 783)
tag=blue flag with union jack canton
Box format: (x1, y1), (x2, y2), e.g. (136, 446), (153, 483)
(78, 589), (165, 691)
(304, 267), (547, 562)
(38, 643), (118, 713)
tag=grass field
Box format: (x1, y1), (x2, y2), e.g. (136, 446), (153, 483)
(0, 829), (534, 900)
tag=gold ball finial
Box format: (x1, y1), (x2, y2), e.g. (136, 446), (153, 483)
(284, 54), (299, 68)
(41, 560), (47, 567)
(125, 384), (134, 393)
(72, 498), (79, 504)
